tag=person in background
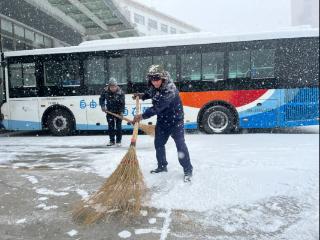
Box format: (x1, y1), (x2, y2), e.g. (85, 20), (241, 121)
(132, 65), (193, 182)
(99, 78), (125, 147)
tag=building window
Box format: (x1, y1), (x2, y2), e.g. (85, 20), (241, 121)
(1, 18), (13, 35)
(148, 19), (158, 29)
(134, 13), (145, 25)
(14, 25), (24, 39)
(170, 27), (177, 34)
(161, 24), (168, 33)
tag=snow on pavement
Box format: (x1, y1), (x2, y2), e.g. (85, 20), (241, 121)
(0, 126), (318, 239)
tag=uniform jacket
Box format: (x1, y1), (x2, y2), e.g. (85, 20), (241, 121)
(141, 77), (184, 126)
(99, 86), (125, 114)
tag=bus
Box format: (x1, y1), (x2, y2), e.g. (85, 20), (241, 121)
(0, 29), (319, 136)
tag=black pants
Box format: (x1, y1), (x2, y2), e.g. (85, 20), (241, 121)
(106, 114), (122, 143)
(154, 121), (193, 174)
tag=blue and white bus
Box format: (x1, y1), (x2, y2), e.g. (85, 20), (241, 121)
(0, 29), (319, 135)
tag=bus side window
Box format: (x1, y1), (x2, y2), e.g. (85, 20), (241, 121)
(152, 54), (177, 81)
(44, 60), (80, 87)
(109, 57), (127, 85)
(181, 53), (201, 81)
(251, 49), (275, 79)
(131, 56), (152, 83)
(9, 63), (36, 88)
(228, 50), (251, 79)
(84, 56), (106, 85)
(202, 52), (224, 82)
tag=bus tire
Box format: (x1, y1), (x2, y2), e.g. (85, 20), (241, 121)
(201, 105), (235, 134)
(47, 109), (74, 136)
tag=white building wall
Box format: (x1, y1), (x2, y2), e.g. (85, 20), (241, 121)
(116, 0), (200, 36)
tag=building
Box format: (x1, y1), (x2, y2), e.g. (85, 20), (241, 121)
(291, 0), (319, 28)
(0, 0), (200, 53)
(116, 0), (200, 36)
(0, 0), (199, 108)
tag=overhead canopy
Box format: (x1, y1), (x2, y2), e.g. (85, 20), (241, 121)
(35, 0), (139, 39)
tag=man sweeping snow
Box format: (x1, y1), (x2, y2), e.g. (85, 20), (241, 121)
(132, 65), (193, 182)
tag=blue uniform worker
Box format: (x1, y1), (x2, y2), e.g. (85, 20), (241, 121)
(133, 65), (193, 180)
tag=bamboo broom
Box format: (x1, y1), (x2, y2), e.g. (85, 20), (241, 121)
(104, 110), (155, 136)
(73, 98), (146, 224)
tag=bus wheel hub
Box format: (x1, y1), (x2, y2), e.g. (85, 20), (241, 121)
(53, 116), (67, 129)
(208, 111), (228, 131)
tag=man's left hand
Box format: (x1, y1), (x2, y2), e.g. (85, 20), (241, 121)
(132, 114), (143, 124)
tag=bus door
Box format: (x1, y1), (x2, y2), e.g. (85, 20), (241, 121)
(8, 62), (41, 130)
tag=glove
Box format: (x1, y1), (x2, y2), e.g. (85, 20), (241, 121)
(132, 93), (144, 100)
(132, 114), (143, 124)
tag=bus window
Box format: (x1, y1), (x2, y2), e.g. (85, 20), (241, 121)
(44, 60), (81, 87)
(131, 56), (152, 83)
(109, 57), (127, 84)
(202, 52), (224, 81)
(228, 50), (251, 79)
(181, 53), (201, 81)
(9, 63), (36, 87)
(84, 56), (106, 85)
(251, 49), (275, 79)
(153, 55), (176, 81)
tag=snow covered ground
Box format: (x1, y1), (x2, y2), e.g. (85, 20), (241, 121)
(0, 126), (319, 239)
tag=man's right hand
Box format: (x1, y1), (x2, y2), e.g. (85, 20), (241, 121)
(132, 93), (144, 100)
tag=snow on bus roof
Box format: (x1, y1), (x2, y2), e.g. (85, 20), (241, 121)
(4, 28), (319, 58)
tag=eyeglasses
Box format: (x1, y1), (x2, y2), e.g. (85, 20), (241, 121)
(148, 75), (162, 82)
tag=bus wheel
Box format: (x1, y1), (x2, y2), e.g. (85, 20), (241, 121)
(47, 109), (74, 136)
(202, 106), (235, 134)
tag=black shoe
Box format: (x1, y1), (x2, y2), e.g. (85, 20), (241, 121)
(184, 172), (192, 182)
(150, 166), (168, 174)
(106, 142), (115, 147)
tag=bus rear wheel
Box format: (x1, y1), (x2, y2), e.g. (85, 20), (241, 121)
(47, 109), (74, 136)
(201, 106), (235, 134)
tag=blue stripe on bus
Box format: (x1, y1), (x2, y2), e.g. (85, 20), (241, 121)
(3, 120), (41, 130)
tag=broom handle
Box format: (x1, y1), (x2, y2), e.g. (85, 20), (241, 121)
(105, 110), (133, 123)
(131, 98), (140, 145)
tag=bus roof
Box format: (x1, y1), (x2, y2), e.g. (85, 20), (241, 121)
(4, 28), (319, 58)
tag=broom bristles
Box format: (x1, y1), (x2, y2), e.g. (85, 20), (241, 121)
(72, 145), (146, 224)
(139, 124), (155, 136)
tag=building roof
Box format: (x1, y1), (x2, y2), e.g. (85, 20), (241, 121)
(25, 0), (139, 39)
(4, 28), (319, 58)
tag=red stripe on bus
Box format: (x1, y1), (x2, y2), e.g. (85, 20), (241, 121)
(180, 89), (269, 108)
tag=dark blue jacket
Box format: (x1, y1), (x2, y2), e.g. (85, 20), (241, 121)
(141, 77), (184, 126)
(99, 86), (125, 114)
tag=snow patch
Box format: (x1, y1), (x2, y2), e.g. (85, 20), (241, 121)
(16, 218), (26, 224)
(21, 174), (39, 184)
(118, 230), (131, 238)
(140, 210), (148, 216)
(36, 203), (58, 210)
(67, 229), (78, 237)
(35, 188), (68, 196)
(148, 218), (157, 224)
